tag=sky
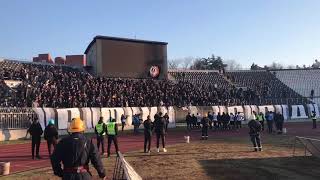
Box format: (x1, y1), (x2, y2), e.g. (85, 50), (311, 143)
(0, 0), (320, 68)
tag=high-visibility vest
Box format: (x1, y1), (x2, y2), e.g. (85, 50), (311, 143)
(257, 115), (264, 121)
(107, 122), (116, 135)
(95, 123), (105, 135)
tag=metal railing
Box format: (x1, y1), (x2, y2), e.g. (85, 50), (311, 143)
(0, 108), (35, 129)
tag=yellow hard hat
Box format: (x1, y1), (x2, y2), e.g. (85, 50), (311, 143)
(68, 117), (85, 133)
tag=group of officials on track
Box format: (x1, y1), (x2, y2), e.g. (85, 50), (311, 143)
(25, 109), (318, 179)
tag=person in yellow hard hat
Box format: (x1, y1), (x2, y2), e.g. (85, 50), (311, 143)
(51, 118), (106, 179)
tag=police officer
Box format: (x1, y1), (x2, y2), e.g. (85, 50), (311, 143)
(311, 111), (317, 129)
(106, 118), (119, 158)
(201, 113), (209, 140)
(51, 118), (106, 179)
(154, 112), (167, 153)
(95, 117), (106, 155)
(27, 117), (43, 159)
(248, 115), (262, 152)
(44, 119), (58, 156)
(143, 115), (153, 153)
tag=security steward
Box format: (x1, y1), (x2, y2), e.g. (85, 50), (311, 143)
(106, 118), (119, 158)
(257, 112), (265, 131)
(311, 111), (317, 129)
(44, 119), (58, 156)
(248, 116), (263, 152)
(95, 117), (107, 155)
(50, 118), (106, 179)
(201, 113), (209, 140)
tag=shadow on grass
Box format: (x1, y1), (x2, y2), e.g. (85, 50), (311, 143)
(199, 156), (320, 180)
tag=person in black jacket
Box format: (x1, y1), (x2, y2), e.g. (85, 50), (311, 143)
(201, 114), (209, 140)
(186, 112), (192, 130)
(44, 119), (58, 156)
(51, 118), (106, 179)
(143, 115), (153, 153)
(163, 113), (169, 133)
(248, 117), (262, 152)
(275, 112), (284, 134)
(27, 117), (43, 159)
(154, 112), (167, 153)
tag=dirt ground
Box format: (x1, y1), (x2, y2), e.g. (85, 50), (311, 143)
(3, 132), (320, 180)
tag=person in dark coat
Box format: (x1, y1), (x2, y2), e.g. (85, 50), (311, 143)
(217, 113), (222, 129)
(163, 113), (169, 132)
(186, 112), (192, 130)
(248, 117), (262, 152)
(51, 118), (106, 180)
(201, 114), (209, 140)
(192, 114), (197, 129)
(143, 115), (153, 153)
(311, 111), (317, 129)
(44, 119), (58, 156)
(275, 112), (284, 134)
(27, 117), (43, 159)
(154, 112), (167, 153)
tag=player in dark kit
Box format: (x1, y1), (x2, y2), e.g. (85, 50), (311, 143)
(51, 118), (106, 180)
(248, 116), (263, 152)
(143, 115), (153, 153)
(154, 112), (167, 153)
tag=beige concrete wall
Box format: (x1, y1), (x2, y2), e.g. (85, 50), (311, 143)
(0, 129), (27, 141)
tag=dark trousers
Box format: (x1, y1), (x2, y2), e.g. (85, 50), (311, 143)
(259, 120), (264, 131)
(187, 123), (192, 130)
(202, 127), (208, 139)
(121, 122), (125, 131)
(144, 133), (152, 152)
(97, 135), (105, 153)
(47, 139), (57, 155)
(107, 135), (119, 156)
(236, 121), (242, 128)
(267, 120), (273, 133)
(31, 136), (41, 158)
(62, 172), (91, 180)
(156, 133), (165, 149)
(313, 119), (317, 129)
(278, 122), (283, 133)
(250, 134), (262, 151)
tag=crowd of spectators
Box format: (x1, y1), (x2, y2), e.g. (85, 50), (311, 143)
(0, 60), (307, 108)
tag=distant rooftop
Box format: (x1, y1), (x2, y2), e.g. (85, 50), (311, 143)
(84, 35), (168, 54)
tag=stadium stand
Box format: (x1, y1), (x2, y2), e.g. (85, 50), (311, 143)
(271, 69), (320, 104)
(225, 70), (307, 105)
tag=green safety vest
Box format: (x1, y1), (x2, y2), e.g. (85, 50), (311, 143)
(257, 115), (264, 121)
(95, 123), (105, 135)
(107, 122), (116, 135)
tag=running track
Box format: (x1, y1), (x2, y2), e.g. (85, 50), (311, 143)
(0, 122), (319, 174)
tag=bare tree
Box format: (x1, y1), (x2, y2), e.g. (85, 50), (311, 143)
(168, 59), (179, 69)
(181, 56), (195, 69)
(224, 59), (242, 70)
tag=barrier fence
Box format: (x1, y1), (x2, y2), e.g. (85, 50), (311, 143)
(113, 152), (142, 180)
(0, 108), (35, 129)
(292, 136), (320, 158)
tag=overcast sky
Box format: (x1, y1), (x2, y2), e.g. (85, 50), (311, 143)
(0, 0), (319, 68)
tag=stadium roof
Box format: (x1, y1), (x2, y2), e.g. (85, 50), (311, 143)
(84, 35), (168, 54)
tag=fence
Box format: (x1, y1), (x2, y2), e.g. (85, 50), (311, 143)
(113, 152), (142, 180)
(0, 108), (35, 129)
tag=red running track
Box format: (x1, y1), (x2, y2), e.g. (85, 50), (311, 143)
(0, 122), (319, 174)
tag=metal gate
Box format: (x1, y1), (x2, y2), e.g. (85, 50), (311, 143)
(0, 108), (36, 129)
